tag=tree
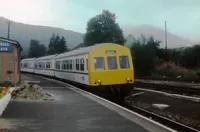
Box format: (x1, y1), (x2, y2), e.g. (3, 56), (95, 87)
(47, 34), (68, 55)
(84, 10), (125, 46)
(131, 35), (161, 76)
(56, 36), (67, 53)
(28, 39), (47, 58)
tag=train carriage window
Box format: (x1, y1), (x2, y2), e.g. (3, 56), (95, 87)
(62, 60), (67, 70)
(107, 56), (117, 69)
(46, 62), (50, 69)
(39, 63), (42, 68)
(69, 60), (72, 70)
(76, 59), (79, 70)
(56, 61), (60, 69)
(119, 56), (130, 69)
(94, 57), (105, 71)
(80, 58), (84, 71)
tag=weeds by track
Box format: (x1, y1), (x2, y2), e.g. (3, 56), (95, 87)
(134, 81), (200, 96)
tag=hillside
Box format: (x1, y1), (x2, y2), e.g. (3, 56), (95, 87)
(0, 17), (84, 55)
(0, 17), (197, 56)
(123, 25), (195, 49)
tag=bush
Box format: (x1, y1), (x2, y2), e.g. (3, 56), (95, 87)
(196, 69), (200, 77)
(0, 81), (13, 87)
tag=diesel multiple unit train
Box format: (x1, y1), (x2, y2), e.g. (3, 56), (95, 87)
(21, 43), (135, 98)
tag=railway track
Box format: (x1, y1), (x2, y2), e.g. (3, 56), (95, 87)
(24, 73), (200, 132)
(134, 81), (200, 96)
(123, 99), (199, 132)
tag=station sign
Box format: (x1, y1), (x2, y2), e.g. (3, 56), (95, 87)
(0, 42), (13, 52)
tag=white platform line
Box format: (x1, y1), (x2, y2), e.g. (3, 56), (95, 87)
(38, 76), (177, 132)
(135, 87), (200, 102)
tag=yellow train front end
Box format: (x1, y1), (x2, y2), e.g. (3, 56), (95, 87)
(88, 43), (134, 99)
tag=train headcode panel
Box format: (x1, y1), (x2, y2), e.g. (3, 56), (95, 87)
(106, 50), (116, 54)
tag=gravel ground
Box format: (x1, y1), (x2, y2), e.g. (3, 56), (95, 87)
(128, 90), (200, 130)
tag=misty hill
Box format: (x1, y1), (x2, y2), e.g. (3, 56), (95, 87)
(0, 17), (196, 56)
(123, 25), (195, 49)
(0, 17), (84, 55)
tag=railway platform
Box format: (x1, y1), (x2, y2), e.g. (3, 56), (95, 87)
(0, 74), (175, 132)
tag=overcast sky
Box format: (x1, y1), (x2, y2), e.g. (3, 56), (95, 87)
(0, 0), (199, 41)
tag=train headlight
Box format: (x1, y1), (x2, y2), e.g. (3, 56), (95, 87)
(126, 78), (130, 81)
(98, 80), (101, 83)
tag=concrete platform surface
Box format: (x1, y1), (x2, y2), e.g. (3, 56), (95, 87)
(0, 74), (149, 132)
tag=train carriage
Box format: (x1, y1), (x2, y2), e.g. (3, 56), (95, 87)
(54, 43), (134, 97)
(20, 58), (36, 73)
(34, 55), (56, 77)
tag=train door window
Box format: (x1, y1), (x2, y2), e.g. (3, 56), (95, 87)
(73, 60), (75, 70)
(50, 62), (52, 69)
(35, 63), (37, 68)
(61, 61), (65, 70)
(94, 57), (105, 71)
(107, 56), (117, 70)
(119, 56), (130, 69)
(76, 59), (79, 70)
(69, 60), (72, 70)
(66, 60), (69, 70)
(86, 59), (88, 70)
(80, 58), (84, 71)
(42, 62), (44, 68)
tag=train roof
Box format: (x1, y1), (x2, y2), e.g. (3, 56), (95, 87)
(21, 58), (36, 62)
(35, 54), (57, 61)
(55, 43), (116, 59)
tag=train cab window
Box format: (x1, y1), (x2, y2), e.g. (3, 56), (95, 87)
(107, 56), (117, 69)
(76, 59), (79, 70)
(80, 58), (84, 71)
(119, 56), (130, 69)
(94, 57), (105, 71)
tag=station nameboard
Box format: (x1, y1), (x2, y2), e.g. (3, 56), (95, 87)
(0, 42), (13, 52)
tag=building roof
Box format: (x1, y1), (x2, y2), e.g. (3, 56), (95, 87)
(0, 37), (23, 52)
